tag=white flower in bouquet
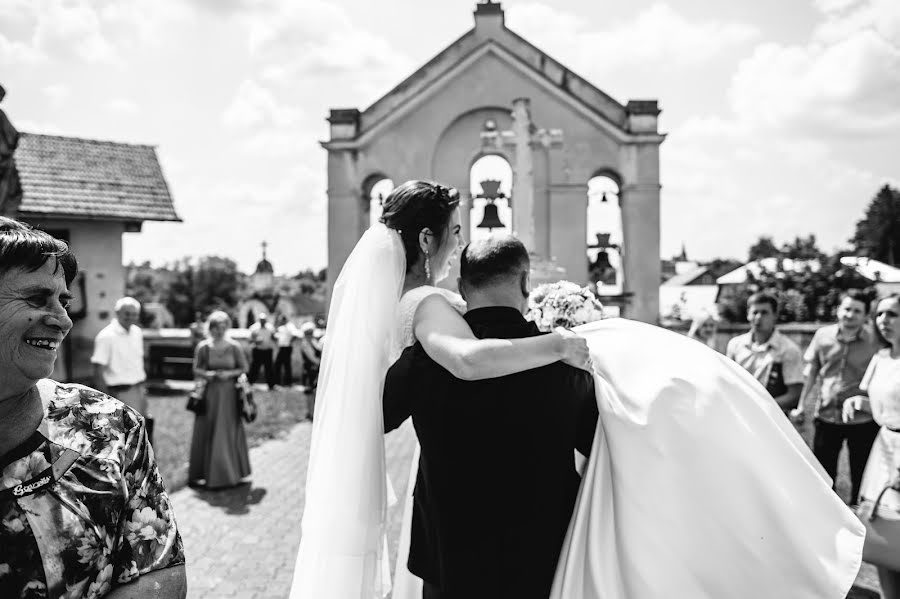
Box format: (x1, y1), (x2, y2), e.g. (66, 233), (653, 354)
(526, 281), (605, 332)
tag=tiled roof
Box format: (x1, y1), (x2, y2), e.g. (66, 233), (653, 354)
(12, 133), (180, 222)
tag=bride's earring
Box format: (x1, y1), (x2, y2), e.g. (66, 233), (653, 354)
(424, 249), (432, 283)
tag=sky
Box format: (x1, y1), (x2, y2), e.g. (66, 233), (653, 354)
(2, 0), (898, 275)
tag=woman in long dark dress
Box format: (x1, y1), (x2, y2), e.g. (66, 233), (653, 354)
(188, 310), (251, 489)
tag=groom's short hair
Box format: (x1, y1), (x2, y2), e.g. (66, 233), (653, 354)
(460, 236), (530, 289)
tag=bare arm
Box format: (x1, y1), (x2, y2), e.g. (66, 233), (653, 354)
(413, 294), (590, 381)
(104, 565), (187, 599)
(93, 364), (107, 394)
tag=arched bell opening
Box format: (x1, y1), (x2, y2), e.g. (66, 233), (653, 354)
(362, 175), (395, 229)
(469, 154), (513, 244)
(586, 174), (623, 297)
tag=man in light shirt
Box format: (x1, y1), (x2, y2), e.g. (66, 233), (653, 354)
(726, 291), (804, 412)
(92, 296), (152, 439)
(248, 312), (276, 390)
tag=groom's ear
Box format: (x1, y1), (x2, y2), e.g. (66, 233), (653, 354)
(458, 277), (467, 302)
(520, 271), (530, 298)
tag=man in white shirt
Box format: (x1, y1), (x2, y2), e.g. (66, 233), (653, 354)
(248, 312), (276, 389)
(92, 296), (152, 438)
(726, 291), (804, 412)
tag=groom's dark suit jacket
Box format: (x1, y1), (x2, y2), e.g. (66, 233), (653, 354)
(383, 306), (598, 599)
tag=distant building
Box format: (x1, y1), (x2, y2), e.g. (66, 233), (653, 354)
(3, 132), (180, 383)
(715, 256), (900, 305)
(236, 243), (326, 328)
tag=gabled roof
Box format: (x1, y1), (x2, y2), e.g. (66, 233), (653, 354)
(342, 4), (654, 146)
(717, 258), (822, 285)
(661, 266), (712, 287)
(11, 133), (180, 222)
(840, 256), (900, 283)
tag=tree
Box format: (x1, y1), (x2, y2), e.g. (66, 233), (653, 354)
(851, 184), (900, 265)
(718, 235), (875, 323)
(781, 234), (825, 261)
(165, 256), (245, 326)
(748, 236), (780, 262)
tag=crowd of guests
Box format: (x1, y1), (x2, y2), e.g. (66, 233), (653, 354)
(691, 290), (900, 596)
(0, 215), (324, 595)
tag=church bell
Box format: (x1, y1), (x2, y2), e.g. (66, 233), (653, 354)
(477, 201), (505, 230)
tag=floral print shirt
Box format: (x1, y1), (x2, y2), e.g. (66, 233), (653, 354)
(0, 380), (185, 599)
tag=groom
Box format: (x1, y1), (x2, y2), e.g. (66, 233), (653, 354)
(383, 236), (599, 599)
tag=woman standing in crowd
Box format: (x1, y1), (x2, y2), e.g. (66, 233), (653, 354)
(851, 294), (900, 597)
(188, 310), (251, 489)
(686, 309), (719, 351)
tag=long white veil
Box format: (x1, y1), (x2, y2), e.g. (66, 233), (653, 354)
(290, 223), (405, 599)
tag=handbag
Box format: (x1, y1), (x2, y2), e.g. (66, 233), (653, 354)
(235, 373), (258, 423)
(186, 344), (210, 414)
(856, 479), (900, 571)
(186, 378), (207, 414)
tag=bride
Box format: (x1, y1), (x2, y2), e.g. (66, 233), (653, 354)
(291, 179), (865, 599)
(289, 181), (591, 599)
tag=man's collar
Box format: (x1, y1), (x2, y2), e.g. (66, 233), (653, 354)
(113, 320), (131, 333)
(748, 329), (776, 347)
(463, 306), (528, 327)
(836, 324), (867, 343)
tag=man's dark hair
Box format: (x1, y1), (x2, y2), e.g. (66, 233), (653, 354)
(459, 236), (530, 289)
(746, 291), (779, 313)
(0, 216), (78, 284)
(839, 288), (871, 313)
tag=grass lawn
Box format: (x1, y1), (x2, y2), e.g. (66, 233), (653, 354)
(149, 385), (311, 492)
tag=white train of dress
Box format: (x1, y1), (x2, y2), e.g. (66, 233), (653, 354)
(549, 319), (865, 599)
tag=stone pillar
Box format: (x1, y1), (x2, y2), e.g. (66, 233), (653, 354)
(510, 98), (536, 254)
(549, 184), (589, 284)
(324, 109), (362, 313)
(619, 99), (663, 324)
(533, 142), (551, 258)
(620, 181), (660, 324)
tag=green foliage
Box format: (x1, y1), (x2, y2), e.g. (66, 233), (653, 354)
(851, 185), (900, 266)
(165, 256), (245, 326)
(718, 251), (876, 324)
(747, 236), (780, 261)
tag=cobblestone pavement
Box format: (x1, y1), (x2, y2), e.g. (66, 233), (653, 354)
(171, 419), (880, 598)
(169, 420), (418, 599)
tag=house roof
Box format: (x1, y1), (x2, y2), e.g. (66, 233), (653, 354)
(661, 265), (710, 287)
(840, 256), (900, 283)
(11, 133), (180, 222)
(715, 256), (900, 285)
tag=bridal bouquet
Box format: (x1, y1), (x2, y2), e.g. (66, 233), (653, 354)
(526, 281), (605, 332)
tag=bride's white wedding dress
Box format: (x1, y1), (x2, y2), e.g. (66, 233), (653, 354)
(548, 318), (864, 599)
(390, 285), (465, 599)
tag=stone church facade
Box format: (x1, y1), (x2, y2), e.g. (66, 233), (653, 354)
(323, 2), (664, 322)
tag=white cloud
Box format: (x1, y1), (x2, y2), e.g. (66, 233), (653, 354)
(222, 79), (301, 129)
(241, 0), (412, 107)
(43, 83), (69, 106)
(506, 2), (759, 79)
(106, 98), (140, 115)
(731, 0), (900, 138)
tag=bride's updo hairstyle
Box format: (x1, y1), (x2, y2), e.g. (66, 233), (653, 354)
(379, 180), (460, 272)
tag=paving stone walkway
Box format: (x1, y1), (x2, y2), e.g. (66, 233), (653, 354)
(169, 419), (417, 599)
(170, 419), (881, 598)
